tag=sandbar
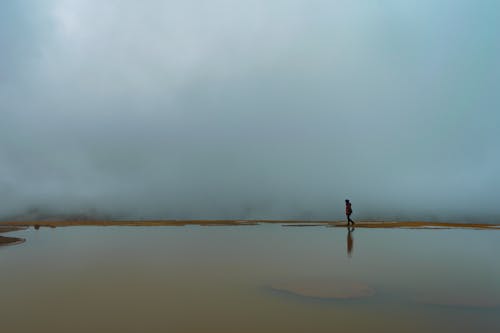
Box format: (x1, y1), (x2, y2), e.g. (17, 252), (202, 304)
(0, 236), (25, 246)
(0, 226), (27, 246)
(0, 220), (498, 229)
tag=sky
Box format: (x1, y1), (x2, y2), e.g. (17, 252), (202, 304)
(1, 0), (499, 221)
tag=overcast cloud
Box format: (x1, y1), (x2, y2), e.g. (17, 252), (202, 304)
(1, 0), (499, 221)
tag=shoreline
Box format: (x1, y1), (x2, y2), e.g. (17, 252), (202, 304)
(0, 220), (498, 230)
(0, 226), (27, 246)
(0, 236), (26, 246)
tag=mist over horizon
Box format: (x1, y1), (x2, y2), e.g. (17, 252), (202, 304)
(1, 1), (499, 223)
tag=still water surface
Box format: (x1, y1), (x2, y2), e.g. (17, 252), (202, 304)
(1, 225), (499, 332)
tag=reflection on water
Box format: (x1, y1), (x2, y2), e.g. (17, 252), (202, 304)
(0, 225), (499, 333)
(347, 226), (354, 257)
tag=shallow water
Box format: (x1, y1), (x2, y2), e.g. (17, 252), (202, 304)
(1, 225), (499, 333)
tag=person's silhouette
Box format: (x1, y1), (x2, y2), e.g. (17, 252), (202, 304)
(345, 199), (355, 225)
(347, 226), (354, 257)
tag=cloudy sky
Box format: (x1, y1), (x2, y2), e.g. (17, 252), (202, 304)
(1, 0), (499, 221)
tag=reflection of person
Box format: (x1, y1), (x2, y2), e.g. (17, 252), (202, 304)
(345, 199), (355, 225)
(347, 226), (354, 257)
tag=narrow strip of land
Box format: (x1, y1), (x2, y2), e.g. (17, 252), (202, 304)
(329, 221), (500, 229)
(0, 236), (25, 246)
(0, 226), (27, 246)
(0, 220), (498, 229)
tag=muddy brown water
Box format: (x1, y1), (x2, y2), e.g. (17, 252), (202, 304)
(1, 225), (499, 333)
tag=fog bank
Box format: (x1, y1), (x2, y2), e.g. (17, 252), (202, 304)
(1, 1), (499, 222)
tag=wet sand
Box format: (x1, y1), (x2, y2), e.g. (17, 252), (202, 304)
(0, 220), (498, 229)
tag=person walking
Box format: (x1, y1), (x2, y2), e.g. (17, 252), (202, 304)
(345, 199), (355, 225)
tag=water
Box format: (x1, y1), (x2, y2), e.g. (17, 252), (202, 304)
(1, 225), (499, 332)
